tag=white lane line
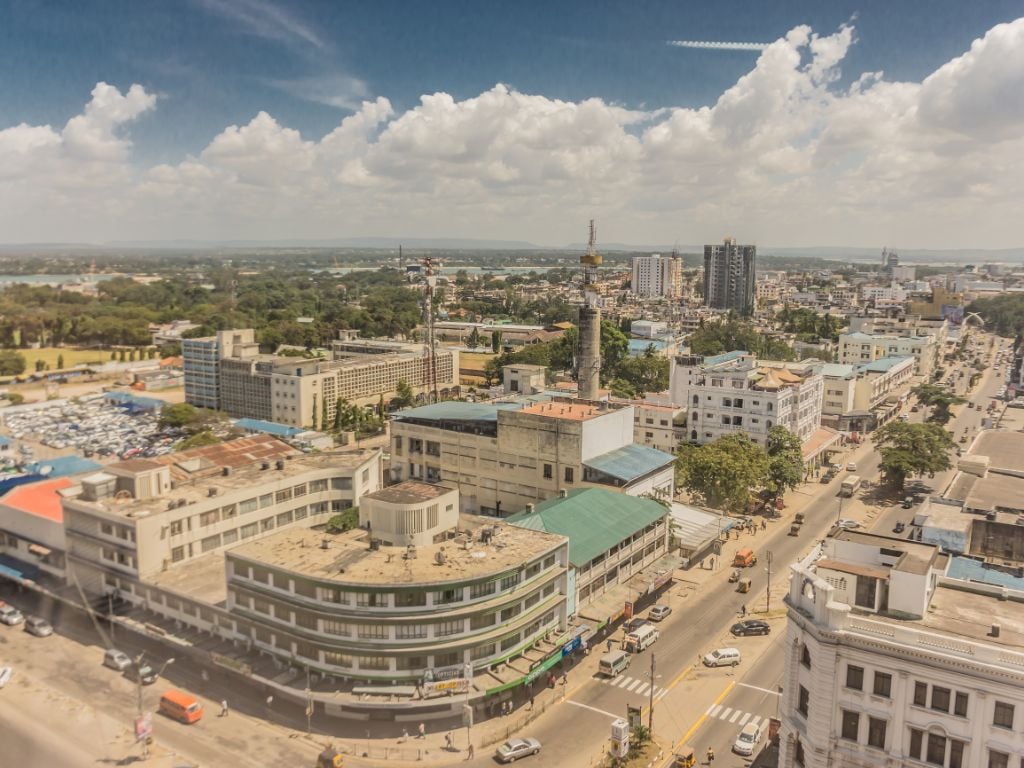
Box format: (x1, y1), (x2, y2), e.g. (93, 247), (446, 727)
(626, 679), (643, 692)
(739, 712), (752, 725)
(729, 709), (743, 723)
(615, 676), (631, 687)
(655, 689), (668, 701)
(636, 683), (650, 696)
(738, 682), (782, 696)
(750, 716), (762, 729)
(718, 707), (733, 721)
(708, 704), (723, 717)
(566, 700), (620, 719)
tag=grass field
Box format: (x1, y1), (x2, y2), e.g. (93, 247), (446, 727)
(18, 347), (118, 370)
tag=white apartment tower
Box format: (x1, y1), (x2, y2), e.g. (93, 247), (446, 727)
(631, 253), (683, 299)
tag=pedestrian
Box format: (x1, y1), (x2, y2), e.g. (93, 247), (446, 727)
(529, 694), (535, 710)
(417, 722), (426, 739)
(561, 672), (568, 686)
(761, 520), (767, 531)
(220, 699), (229, 717)
(710, 557), (715, 570)
(741, 604), (747, 617)
(467, 744), (475, 760)
(606, 638), (613, 653)
(706, 746), (715, 764)
(265, 695), (274, 708)
(445, 731), (454, 750)
(400, 728), (409, 743)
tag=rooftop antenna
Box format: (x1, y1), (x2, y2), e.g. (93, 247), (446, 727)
(399, 244), (404, 271)
(422, 255), (439, 403)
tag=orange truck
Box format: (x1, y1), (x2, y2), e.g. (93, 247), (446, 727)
(158, 689), (203, 724)
(733, 548), (757, 568)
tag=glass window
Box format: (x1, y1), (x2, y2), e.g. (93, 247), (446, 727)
(331, 477), (352, 490)
(872, 672), (892, 698)
(322, 620), (350, 636)
(395, 591), (427, 607)
(800, 645), (811, 669)
(355, 593), (383, 608)
(201, 534), (220, 553)
(988, 751), (1009, 768)
(543, 464), (552, 479)
(434, 588), (461, 605)
(867, 718), (886, 749)
(239, 497), (258, 514)
(930, 687), (951, 713)
(564, 467), (574, 483)
(470, 581), (496, 600)
(275, 488), (292, 504)
(949, 740), (965, 768)
(953, 692), (968, 717)
(797, 685), (809, 717)
(396, 625), (428, 639)
(841, 710), (859, 741)
(993, 701), (1014, 729)
(913, 681), (928, 707)
(845, 665), (864, 691)
(259, 493), (273, 508)
(909, 729), (923, 761)
(926, 733), (946, 766)
(435, 619), (463, 637)
(358, 656), (389, 670)
(357, 624), (387, 639)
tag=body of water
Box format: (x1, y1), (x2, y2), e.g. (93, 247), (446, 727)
(0, 274), (121, 285)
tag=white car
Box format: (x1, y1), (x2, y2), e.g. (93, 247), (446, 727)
(836, 519), (862, 530)
(0, 666), (11, 689)
(846, 462), (857, 472)
(733, 720), (763, 756)
(702, 647), (742, 667)
(495, 737), (542, 763)
(0, 604), (24, 626)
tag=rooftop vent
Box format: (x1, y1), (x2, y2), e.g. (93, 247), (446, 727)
(275, 459), (285, 470)
(320, 539), (329, 550)
(208, 488), (219, 497)
(222, 466), (232, 477)
(990, 622), (1001, 638)
(559, 488), (568, 498)
(261, 462), (270, 470)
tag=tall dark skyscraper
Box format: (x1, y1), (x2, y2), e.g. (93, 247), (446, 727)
(703, 237), (756, 315)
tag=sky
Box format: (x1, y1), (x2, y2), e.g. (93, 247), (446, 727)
(1, 0), (1022, 248)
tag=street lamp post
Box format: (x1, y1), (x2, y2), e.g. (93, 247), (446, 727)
(133, 654), (174, 760)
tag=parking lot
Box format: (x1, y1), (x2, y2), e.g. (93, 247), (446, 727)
(2, 396), (182, 464)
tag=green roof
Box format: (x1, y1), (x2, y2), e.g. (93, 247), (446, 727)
(506, 488), (668, 566)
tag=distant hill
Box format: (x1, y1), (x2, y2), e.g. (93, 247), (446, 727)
(100, 237), (541, 250)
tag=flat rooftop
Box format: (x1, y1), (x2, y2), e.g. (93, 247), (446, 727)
(70, 448), (379, 518)
(226, 515), (565, 585)
(971, 431), (1024, 472)
(832, 529), (939, 575)
(918, 583), (1024, 649)
(518, 401), (608, 421)
(148, 551), (228, 606)
(363, 481), (453, 505)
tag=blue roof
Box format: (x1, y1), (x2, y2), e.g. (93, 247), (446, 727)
(103, 391), (165, 411)
(583, 443), (675, 483)
(843, 332), (874, 340)
(857, 356), (914, 374)
(24, 455), (102, 478)
(821, 363), (855, 378)
(0, 436), (10, 446)
(234, 418), (303, 437)
(946, 556), (1024, 590)
(628, 339), (667, 355)
(703, 350), (748, 366)
(394, 401), (523, 422)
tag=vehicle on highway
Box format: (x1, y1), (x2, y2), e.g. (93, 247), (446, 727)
(840, 476), (862, 497)
(495, 737), (542, 763)
(729, 569), (741, 583)
(624, 624), (660, 653)
(599, 649), (632, 678)
(902, 496), (914, 509)
(103, 648), (132, 671)
(846, 462), (857, 472)
(0, 603), (24, 625)
(733, 720), (764, 756)
(672, 746), (697, 768)
(158, 689), (203, 724)
(648, 605), (672, 622)
(736, 577), (752, 593)
(125, 662), (158, 685)
(703, 647), (742, 667)
(23, 616), (53, 637)
(731, 620), (770, 637)
(789, 523), (801, 536)
(894, 522), (906, 534)
(0, 665), (11, 689)
(836, 519), (861, 530)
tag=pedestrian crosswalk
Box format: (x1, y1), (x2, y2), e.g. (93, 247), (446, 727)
(597, 674), (669, 700)
(705, 704), (768, 728)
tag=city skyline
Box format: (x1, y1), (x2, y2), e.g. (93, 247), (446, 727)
(1, 2), (1022, 248)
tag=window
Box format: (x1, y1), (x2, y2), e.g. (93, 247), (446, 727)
(911, 681), (928, 706)
(926, 733), (946, 766)
(931, 686), (951, 713)
(275, 488), (292, 504)
(841, 710), (859, 741)
(201, 534), (220, 553)
(500, 572), (521, 591)
(794, 741), (805, 767)
(797, 685), (809, 717)
(361, 468), (369, 485)
(867, 717), (886, 749)
(435, 619), (463, 637)
(993, 701), (1015, 729)
(949, 740), (965, 768)
(322, 620), (350, 636)
(470, 581), (496, 600)
(309, 479), (328, 493)
(396, 625), (427, 640)
(355, 592), (383, 608)
(846, 665), (864, 691)
(259, 493), (273, 508)
(954, 692), (968, 717)
(800, 645), (811, 669)
(331, 477), (352, 491)
(357, 624), (387, 639)
(395, 591), (427, 607)
(171, 546), (185, 563)
(500, 604), (522, 622)
(221, 504), (237, 519)
(909, 728), (924, 760)
(240, 522), (258, 539)
(543, 464), (552, 479)
(564, 467), (574, 483)
(872, 671), (892, 698)
(988, 751), (1009, 768)
(169, 520), (183, 536)
(292, 483), (307, 498)
(358, 656), (389, 670)
(434, 588), (461, 605)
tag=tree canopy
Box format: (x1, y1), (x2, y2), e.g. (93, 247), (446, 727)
(965, 295), (1024, 337)
(687, 315), (795, 361)
(765, 426), (805, 498)
(0, 349), (27, 376)
(873, 421), (954, 490)
(912, 382), (965, 425)
(675, 434), (770, 513)
(775, 306), (845, 341)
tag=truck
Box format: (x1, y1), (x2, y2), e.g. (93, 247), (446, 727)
(840, 475), (862, 497)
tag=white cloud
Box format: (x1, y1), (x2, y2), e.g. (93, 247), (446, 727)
(2, 19), (1024, 246)
(194, 0), (326, 51)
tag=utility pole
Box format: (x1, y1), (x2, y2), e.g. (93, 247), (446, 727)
(765, 550), (773, 613)
(647, 653), (656, 736)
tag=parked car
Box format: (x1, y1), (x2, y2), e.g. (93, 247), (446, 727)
(0, 603), (24, 626)
(702, 647), (742, 667)
(23, 616), (53, 637)
(836, 519), (861, 530)
(624, 617), (651, 634)
(648, 605), (672, 622)
(733, 720), (764, 756)
(125, 663), (158, 685)
(730, 620), (771, 637)
(894, 522), (906, 534)
(495, 737), (542, 763)
(0, 666), (12, 688)
(846, 462), (858, 472)
(103, 648), (132, 671)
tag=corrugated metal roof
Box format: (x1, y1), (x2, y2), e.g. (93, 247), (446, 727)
(234, 418), (303, 437)
(704, 351), (748, 366)
(393, 401), (524, 422)
(821, 363), (855, 378)
(583, 443), (674, 483)
(507, 488), (668, 566)
(24, 455), (102, 478)
(857, 356), (914, 374)
(668, 502), (736, 550)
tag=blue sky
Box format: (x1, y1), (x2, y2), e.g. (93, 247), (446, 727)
(1, 1), (1022, 246)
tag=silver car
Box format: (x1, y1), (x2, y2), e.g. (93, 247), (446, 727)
(24, 616), (53, 637)
(495, 737), (542, 763)
(0, 604), (24, 626)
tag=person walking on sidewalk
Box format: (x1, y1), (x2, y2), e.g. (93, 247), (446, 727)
(417, 722), (426, 739)
(220, 699), (229, 717)
(706, 746), (716, 764)
(467, 744), (475, 760)
(740, 604), (747, 618)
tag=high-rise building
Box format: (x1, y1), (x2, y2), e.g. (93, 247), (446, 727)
(631, 253), (682, 298)
(703, 237), (756, 315)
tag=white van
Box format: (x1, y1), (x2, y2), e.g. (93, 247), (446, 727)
(703, 647), (742, 667)
(599, 649), (632, 678)
(624, 624), (659, 653)
(733, 720), (763, 756)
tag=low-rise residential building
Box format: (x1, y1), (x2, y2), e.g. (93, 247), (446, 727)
(0, 477), (73, 583)
(780, 530), (1024, 768)
(503, 364), (547, 396)
(609, 397), (686, 454)
(670, 352), (824, 445)
(819, 357), (915, 431)
(837, 331), (938, 378)
(390, 398), (675, 515)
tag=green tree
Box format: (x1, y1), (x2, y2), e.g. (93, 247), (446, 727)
(675, 434), (769, 513)
(0, 350), (26, 376)
(491, 330), (502, 353)
(159, 402), (200, 428)
(873, 421), (954, 490)
(34, 359), (45, 372)
(321, 394), (329, 431)
(912, 383), (965, 425)
(765, 426), (804, 499)
(688, 315), (794, 361)
(326, 507), (359, 533)
(466, 327), (482, 349)
(616, 347), (670, 396)
(176, 430), (220, 450)
(56, 353), (65, 369)
(394, 379), (415, 408)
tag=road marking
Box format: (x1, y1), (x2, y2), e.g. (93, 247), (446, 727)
(708, 704), (723, 717)
(566, 700), (620, 719)
(719, 707), (733, 721)
(737, 682), (782, 696)
(626, 679), (643, 692)
(729, 709), (743, 723)
(750, 716), (762, 729)
(655, 689), (669, 701)
(615, 676), (630, 687)
(662, 682), (736, 768)
(636, 683), (650, 696)
(739, 712), (751, 725)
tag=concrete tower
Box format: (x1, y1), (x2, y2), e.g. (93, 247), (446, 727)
(578, 220), (602, 400)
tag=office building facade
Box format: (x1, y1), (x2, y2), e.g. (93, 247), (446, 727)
(704, 237), (756, 315)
